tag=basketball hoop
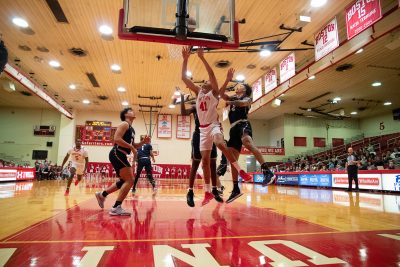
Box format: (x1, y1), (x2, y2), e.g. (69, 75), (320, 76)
(166, 44), (182, 60)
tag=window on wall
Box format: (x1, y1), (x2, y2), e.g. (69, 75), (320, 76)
(294, 137), (307, 146)
(314, 137), (326, 147)
(332, 138), (344, 147)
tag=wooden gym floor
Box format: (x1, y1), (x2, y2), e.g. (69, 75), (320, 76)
(0, 179), (399, 266)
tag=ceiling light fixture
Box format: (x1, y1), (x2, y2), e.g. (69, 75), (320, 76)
(350, 111), (358, 115)
(299, 15), (311, 23)
(308, 75), (316, 80)
(186, 71), (192, 77)
(69, 84), (76, 90)
(82, 99), (90, 104)
(99, 25), (113, 35)
(333, 97), (342, 102)
(236, 74), (245, 82)
(311, 0), (327, 7)
(122, 101), (129, 106)
(169, 104), (176, 109)
(383, 101), (392, 106)
(111, 64), (121, 72)
(117, 86), (126, 92)
(260, 49), (271, 57)
(12, 17), (29, 28)
(49, 60), (61, 68)
(371, 82), (382, 87)
(355, 48), (364, 54)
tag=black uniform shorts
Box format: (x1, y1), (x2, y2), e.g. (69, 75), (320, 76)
(109, 148), (130, 177)
(228, 121), (253, 152)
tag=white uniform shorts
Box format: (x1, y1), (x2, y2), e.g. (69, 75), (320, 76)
(71, 162), (85, 175)
(199, 122), (223, 151)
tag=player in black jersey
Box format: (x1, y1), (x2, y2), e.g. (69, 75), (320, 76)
(131, 136), (157, 196)
(219, 69), (275, 203)
(95, 107), (149, 216)
(180, 93), (223, 207)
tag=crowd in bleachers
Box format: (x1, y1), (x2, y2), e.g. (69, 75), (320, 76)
(0, 159), (30, 168)
(274, 142), (400, 172)
(33, 160), (64, 180)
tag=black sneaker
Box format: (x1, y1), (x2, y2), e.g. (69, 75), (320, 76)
(226, 189), (243, 204)
(261, 165), (275, 185)
(186, 190), (195, 207)
(212, 188), (224, 203)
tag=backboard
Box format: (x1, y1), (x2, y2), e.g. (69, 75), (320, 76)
(118, 0), (239, 49)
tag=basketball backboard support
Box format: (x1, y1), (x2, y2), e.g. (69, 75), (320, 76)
(118, 0), (239, 49)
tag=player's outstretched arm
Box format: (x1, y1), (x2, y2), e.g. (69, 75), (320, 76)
(197, 48), (218, 95)
(219, 68), (234, 101)
(227, 97), (252, 107)
(181, 46), (199, 95)
(180, 93), (195, 116)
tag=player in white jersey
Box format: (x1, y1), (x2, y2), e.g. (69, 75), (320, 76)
(61, 139), (89, 196)
(181, 46), (252, 202)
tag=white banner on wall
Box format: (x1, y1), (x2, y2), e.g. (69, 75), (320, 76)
(157, 114), (172, 138)
(332, 173), (383, 190)
(176, 115), (191, 139)
(314, 17), (340, 61)
(252, 78), (263, 101)
(279, 53), (295, 83)
(265, 67), (277, 93)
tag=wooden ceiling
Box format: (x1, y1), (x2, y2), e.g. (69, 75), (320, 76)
(0, 0), (398, 119)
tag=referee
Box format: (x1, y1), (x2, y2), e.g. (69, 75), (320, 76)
(345, 147), (359, 192)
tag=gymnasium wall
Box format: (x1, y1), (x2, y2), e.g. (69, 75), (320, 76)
(283, 114), (362, 157)
(360, 111), (399, 137)
(58, 110), (194, 165)
(0, 107), (61, 164)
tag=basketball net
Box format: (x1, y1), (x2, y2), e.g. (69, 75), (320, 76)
(166, 44), (182, 60)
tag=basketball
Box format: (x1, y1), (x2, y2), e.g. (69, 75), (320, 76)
(188, 17), (196, 32)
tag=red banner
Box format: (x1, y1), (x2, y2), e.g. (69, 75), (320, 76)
(0, 168), (36, 182)
(346, 0), (382, 40)
(241, 147), (285, 155)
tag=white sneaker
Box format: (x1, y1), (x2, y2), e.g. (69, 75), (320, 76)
(152, 187), (158, 196)
(95, 192), (105, 209)
(109, 205), (131, 216)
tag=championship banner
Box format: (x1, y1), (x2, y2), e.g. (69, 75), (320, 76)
(265, 67), (277, 93)
(345, 0), (382, 40)
(76, 121), (116, 146)
(279, 53), (295, 83)
(241, 147), (285, 155)
(314, 17), (339, 61)
(157, 114), (172, 138)
(252, 78), (262, 101)
(176, 115), (191, 139)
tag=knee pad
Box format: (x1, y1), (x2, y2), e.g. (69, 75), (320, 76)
(116, 179), (125, 189)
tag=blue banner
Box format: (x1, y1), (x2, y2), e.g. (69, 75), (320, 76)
(276, 174), (299, 185)
(299, 174), (332, 187)
(253, 174), (264, 183)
